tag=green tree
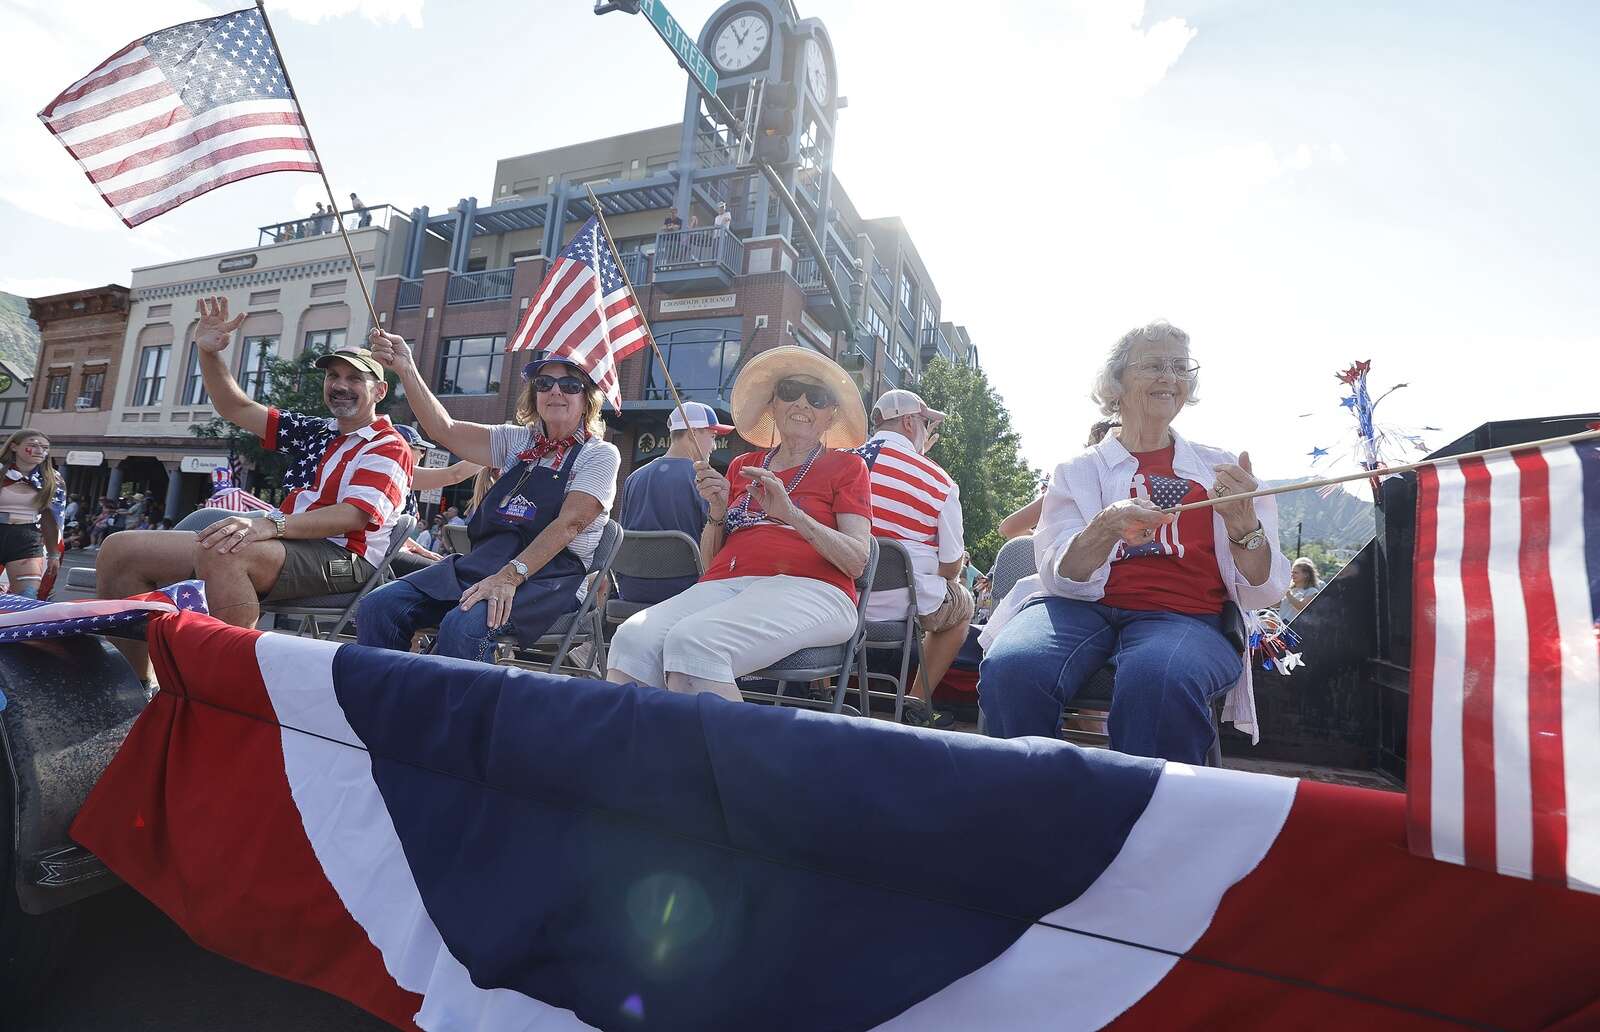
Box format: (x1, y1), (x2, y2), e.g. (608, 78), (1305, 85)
(912, 358), (1040, 570)
(190, 339), (400, 494)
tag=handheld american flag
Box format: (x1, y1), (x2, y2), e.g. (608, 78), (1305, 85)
(507, 215), (649, 411)
(37, 7), (319, 227)
(1408, 436), (1600, 891)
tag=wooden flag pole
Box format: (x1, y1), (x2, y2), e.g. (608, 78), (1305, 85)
(581, 184), (706, 464)
(1162, 427), (1600, 515)
(254, 0), (381, 330)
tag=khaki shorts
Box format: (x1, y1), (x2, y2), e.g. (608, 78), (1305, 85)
(264, 539), (374, 601)
(919, 579), (976, 633)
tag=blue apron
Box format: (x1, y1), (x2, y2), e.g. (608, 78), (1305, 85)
(401, 440), (588, 646)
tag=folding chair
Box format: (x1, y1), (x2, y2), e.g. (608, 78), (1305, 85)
(602, 529), (704, 633)
(737, 537), (879, 716)
(440, 523), (472, 555)
(855, 538), (919, 722)
(491, 519), (625, 678)
(262, 514), (417, 640)
(987, 534), (1037, 607)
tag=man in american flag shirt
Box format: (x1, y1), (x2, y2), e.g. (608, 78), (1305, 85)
(98, 296), (413, 684)
(856, 390), (974, 728)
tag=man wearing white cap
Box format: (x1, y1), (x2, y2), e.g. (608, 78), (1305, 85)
(615, 401), (733, 605)
(858, 389), (974, 728)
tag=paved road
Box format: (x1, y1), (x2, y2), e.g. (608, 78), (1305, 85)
(18, 888), (392, 1032)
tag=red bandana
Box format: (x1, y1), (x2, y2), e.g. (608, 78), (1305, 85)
(519, 429), (587, 467)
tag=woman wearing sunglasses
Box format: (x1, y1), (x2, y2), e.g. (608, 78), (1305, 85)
(607, 346), (872, 702)
(0, 429), (65, 598)
(359, 329), (620, 661)
(979, 321), (1289, 764)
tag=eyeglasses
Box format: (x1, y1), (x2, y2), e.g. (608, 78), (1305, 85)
(1128, 358), (1201, 381)
(774, 378), (837, 409)
(532, 374), (587, 395)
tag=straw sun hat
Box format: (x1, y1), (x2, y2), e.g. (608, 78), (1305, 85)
(729, 346), (867, 449)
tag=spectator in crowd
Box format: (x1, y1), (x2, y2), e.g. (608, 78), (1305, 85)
(980, 321), (1289, 763)
(1280, 557), (1321, 618)
(854, 389), (973, 728)
(607, 346), (871, 702)
(310, 202), (327, 234)
(615, 401), (732, 606)
(713, 201), (733, 229)
(63, 493), (81, 528)
(662, 212), (682, 232)
(88, 497), (118, 547)
(99, 297), (414, 685)
(417, 515), (446, 553)
(687, 214), (701, 230)
(350, 192), (370, 228)
(361, 330), (620, 661)
(444, 505), (466, 527)
(0, 429), (65, 598)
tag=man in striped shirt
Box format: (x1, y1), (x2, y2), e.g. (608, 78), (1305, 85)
(858, 390), (974, 728)
(98, 296), (413, 682)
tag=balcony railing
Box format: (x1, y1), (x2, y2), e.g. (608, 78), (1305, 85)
(652, 226), (743, 278)
(445, 267), (515, 305)
(794, 253), (858, 295)
(869, 259), (892, 304)
(897, 302), (916, 338)
(396, 278), (423, 309)
(619, 251), (651, 286)
(258, 203), (399, 247)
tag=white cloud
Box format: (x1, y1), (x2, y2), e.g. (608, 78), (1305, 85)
(270, 0), (424, 28)
(0, 276), (101, 299)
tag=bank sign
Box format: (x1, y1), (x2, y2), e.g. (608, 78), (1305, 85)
(638, 0), (719, 96)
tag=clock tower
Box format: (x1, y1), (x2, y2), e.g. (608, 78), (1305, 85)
(672, 1), (842, 261)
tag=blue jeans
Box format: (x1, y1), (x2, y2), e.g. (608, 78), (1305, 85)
(355, 578), (508, 662)
(979, 597), (1242, 764)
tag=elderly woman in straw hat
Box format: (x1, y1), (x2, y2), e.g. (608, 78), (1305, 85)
(607, 346), (873, 701)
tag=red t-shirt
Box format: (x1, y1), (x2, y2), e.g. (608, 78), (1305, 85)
(701, 449), (873, 602)
(1099, 444), (1228, 616)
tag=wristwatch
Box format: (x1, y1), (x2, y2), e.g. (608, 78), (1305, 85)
(267, 510), (287, 538)
(507, 559), (530, 581)
(1231, 523), (1267, 551)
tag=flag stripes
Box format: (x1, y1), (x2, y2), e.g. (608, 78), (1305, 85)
(1408, 439), (1600, 892)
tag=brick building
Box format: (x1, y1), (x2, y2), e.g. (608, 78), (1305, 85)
(25, 284), (131, 501)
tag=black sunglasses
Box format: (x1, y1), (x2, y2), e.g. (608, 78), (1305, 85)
(774, 378), (837, 409)
(532, 374), (587, 395)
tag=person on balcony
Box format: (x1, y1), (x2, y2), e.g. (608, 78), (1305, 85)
(615, 401), (732, 606)
(713, 201), (732, 230)
(853, 389), (973, 729)
(360, 329), (620, 662)
(606, 347), (872, 702)
(0, 429), (65, 598)
(98, 297), (414, 686)
(350, 192), (370, 228)
(979, 321), (1290, 763)
(662, 212), (682, 232)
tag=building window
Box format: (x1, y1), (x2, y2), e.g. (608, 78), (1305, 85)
(78, 368), (105, 409)
(239, 335), (278, 401)
(921, 298), (937, 337)
(303, 328), (347, 354)
(899, 272), (915, 312)
(0, 400), (23, 429)
(645, 326), (741, 403)
(437, 335), (505, 396)
(44, 371), (69, 410)
(133, 344), (170, 406)
(181, 343), (209, 406)
(863, 306), (889, 344)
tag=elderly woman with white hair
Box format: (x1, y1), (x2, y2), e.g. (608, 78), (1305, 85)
(607, 346), (873, 701)
(980, 321), (1290, 763)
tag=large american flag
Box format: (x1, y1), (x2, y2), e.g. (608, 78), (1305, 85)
(37, 7), (318, 227)
(507, 215), (649, 411)
(1408, 436), (1600, 892)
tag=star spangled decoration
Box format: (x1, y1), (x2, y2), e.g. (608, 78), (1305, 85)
(143, 8), (291, 112)
(1307, 447), (1330, 462)
(0, 579), (208, 649)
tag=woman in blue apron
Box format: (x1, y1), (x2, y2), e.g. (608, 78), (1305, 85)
(357, 336), (621, 662)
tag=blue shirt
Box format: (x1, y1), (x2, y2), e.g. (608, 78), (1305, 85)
(616, 456), (706, 604)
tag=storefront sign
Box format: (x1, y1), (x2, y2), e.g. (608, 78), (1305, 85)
(218, 254), (258, 273)
(659, 293), (736, 314)
(180, 455), (227, 474)
(633, 422), (732, 464)
(66, 450), (104, 467)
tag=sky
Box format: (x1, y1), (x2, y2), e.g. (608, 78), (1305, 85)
(2, 0), (1596, 478)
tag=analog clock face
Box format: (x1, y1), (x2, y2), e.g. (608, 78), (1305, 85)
(713, 12), (770, 73)
(804, 38), (831, 104)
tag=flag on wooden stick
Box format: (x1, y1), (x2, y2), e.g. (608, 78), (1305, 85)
(37, 6), (318, 227)
(1408, 436), (1600, 891)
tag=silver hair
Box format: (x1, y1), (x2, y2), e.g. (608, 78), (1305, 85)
(1090, 320), (1199, 417)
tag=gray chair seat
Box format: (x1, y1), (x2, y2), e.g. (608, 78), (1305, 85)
(762, 643), (849, 670)
(604, 599), (648, 624)
(863, 620), (911, 643)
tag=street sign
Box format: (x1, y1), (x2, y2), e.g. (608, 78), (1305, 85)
(419, 447), (451, 505)
(638, 0), (718, 96)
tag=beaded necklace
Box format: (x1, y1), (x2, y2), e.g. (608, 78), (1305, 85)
(723, 444), (823, 533)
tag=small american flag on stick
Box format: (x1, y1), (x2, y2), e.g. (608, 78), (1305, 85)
(507, 215), (649, 411)
(37, 6), (318, 227)
(1408, 436), (1600, 891)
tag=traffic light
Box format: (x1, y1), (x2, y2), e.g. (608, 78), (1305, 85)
(593, 1), (641, 14)
(755, 82), (798, 166)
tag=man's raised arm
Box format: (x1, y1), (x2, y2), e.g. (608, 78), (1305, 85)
(193, 296), (269, 439)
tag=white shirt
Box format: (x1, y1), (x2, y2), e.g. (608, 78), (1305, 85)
(1027, 428), (1290, 742)
(862, 430), (966, 621)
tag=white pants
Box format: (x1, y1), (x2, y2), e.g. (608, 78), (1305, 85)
(608, 575), (858, 687)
